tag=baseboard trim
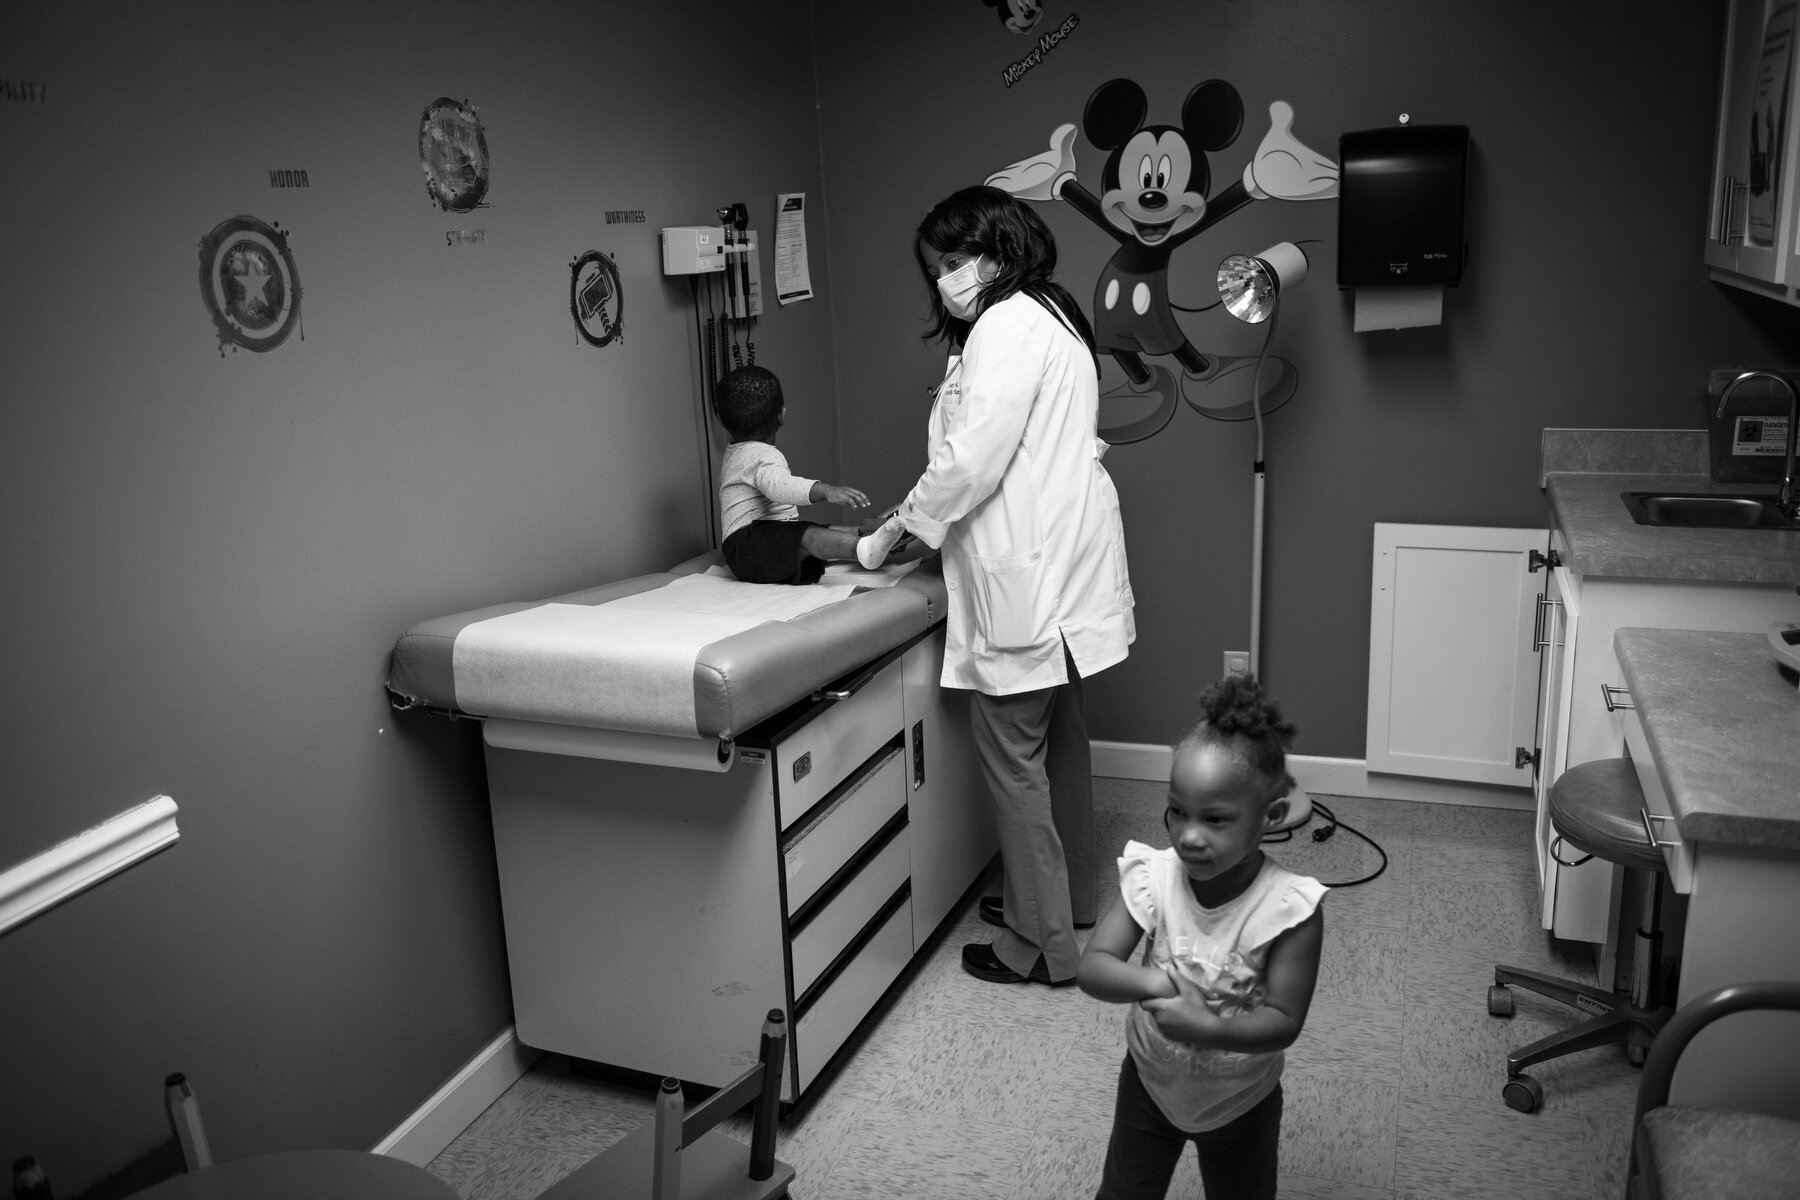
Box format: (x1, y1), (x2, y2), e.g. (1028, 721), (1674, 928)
(1090, 742), (1533, 811)
(373, 1026), (541, 1165)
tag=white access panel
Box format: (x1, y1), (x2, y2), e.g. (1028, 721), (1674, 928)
(1366, 523), (1544, 786)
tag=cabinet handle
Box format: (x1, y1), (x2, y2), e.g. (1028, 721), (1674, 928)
(1640, 808), (1680, 850)
(811, 661), (881, 703)
(1532, 594), (1551, 652)
(1600, 683), (1634, 711)
(1725, 177), (1749, 245)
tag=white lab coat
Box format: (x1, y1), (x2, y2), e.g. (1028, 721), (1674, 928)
(896, 290), (1135, 695)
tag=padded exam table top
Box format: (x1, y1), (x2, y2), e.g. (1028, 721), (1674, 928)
(387, 552), (945, 742)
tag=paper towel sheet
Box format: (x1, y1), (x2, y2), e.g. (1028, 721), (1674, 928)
(1354, 285), (1443, 331)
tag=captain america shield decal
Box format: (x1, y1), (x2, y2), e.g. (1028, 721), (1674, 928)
(198, 215), (302, 355)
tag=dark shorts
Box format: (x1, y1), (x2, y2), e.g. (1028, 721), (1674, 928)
(721, 520), (826, 585)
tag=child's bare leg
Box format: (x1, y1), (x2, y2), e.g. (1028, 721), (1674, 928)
(801, 525), (861, 562)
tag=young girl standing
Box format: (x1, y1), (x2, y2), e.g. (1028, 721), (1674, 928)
(1078, 675), (1326, 1200)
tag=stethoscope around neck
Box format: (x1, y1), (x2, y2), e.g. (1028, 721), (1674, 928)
(926, 355), (963, 400)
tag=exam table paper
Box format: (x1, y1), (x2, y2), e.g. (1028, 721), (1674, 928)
(453, 577), (854, 736)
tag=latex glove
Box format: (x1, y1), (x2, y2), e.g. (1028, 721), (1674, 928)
(1243, 101), (1339, 201)
(985, 123), (1078, 202)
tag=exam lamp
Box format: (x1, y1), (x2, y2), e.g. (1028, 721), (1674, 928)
(1217, 241), (1309, 324)
(1216, 241), (1313, 833)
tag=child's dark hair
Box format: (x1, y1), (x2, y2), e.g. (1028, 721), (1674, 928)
(714, 365), (783, 441)
(1176, 674), (1298, 801)
(915, 185), (1099, 365)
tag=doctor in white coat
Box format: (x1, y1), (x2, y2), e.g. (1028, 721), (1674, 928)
(862, 186), (1136, 986)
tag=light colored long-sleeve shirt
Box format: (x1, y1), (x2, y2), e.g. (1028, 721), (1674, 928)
(718, 440), (816, 542)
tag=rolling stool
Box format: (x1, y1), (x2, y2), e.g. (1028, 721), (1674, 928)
(1488, 757), (1674, 1113)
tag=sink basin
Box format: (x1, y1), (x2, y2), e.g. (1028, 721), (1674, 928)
(1621, 491), (1799, 529)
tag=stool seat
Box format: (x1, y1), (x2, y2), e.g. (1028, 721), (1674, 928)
(1548, 757), (1664, 873)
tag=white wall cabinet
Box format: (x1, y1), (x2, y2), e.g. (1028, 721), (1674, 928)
(482, 624), (993, 1103)
(1365, 523), (1544, 788)
(1705, 0), (1800, 305)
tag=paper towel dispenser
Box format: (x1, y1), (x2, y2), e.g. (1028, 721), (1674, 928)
(1337, 124), (1469, 288)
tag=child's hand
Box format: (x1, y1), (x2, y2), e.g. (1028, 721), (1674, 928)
(820, 484), (869, 508)
(1139, 968), (1217, 1044)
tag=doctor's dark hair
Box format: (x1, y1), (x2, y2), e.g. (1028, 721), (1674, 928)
(714, 364), (784, 441)
(1175, 674), (1298, 803)
(915, 185), (1098, 363)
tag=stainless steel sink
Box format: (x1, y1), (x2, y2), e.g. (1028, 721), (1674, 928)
(1621, 491), (1799, 529)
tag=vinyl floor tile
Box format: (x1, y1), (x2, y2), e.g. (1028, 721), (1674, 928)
(1392, 1088), (1593, 1200)
(810, 1104), (1030, 1199)
(1316, 924), (1409, 1005)
(431, 784), (1637, 1200)
(1279, 1070), (1400, 1190)
(1291, 993), (1405, 1087)
(1002, 1130), (1109, 1200)
(882, 1017), (1066, 1128)
(458, 1142), (586, 1200)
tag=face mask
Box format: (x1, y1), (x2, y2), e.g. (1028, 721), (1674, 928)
(936, 256), (988, 319)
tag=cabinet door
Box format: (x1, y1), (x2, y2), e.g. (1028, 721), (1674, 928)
(1365, 523), (1544, 786)
(1707, 0), (1799, 286)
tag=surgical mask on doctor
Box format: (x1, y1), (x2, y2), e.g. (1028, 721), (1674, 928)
(936, 256), (989, 319)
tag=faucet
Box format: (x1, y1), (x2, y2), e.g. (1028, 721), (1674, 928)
(1716, 369), (1799, 519)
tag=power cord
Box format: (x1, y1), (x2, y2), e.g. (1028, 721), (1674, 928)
(1262, 798), (1389, 887)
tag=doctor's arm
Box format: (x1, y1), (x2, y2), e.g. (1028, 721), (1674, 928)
(896, 318), (1041, 547)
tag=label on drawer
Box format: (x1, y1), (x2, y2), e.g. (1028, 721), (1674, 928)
(784, 847), (804, 877)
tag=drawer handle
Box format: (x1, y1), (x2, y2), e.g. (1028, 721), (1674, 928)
(1640, 808), (1680, 850)
(1532, 594), (1550, 652)
(812, 661), (882, 703)
(1600, 684), (1635, 712)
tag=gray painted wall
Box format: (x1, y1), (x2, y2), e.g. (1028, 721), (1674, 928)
(5, 0), (1799, 1191)
(812, 0), (1800, 754)
(0, 1), (839, 1190)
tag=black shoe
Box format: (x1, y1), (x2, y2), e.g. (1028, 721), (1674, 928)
(960, 942), (1076, 987)
(978, 896), (1094, 930)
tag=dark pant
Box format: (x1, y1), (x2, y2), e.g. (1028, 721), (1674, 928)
(1096, 1055), (1282, 1200)
(720, 520), (825, 584)
(967, 647), (1094, 981)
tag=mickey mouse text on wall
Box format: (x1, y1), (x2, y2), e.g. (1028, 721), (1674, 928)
(987, 79), (1337, 441)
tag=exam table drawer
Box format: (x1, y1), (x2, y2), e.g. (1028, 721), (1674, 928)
(775, 660), (904, 830)
(794, 891), (913, 1092)
(789, 823), (911, 1000)
(783, 746), (906, 914)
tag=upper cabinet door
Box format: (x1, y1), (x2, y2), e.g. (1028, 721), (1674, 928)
(1708, 0), (1800, 294)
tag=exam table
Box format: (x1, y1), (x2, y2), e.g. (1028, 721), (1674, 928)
(387, 552), (995, 1102)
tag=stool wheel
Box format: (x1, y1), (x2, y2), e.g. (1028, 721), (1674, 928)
(1502, 1074), (1544, 1113)
(1487, 985), (1514, 1017)
(1627, 1041), (1648, 1067)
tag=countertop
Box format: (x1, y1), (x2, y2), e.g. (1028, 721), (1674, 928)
(1614, 627), (1800, 850)
(1543, 471), (1800, 585)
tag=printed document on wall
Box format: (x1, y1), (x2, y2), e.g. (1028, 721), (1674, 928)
(775, 193), (814, 306)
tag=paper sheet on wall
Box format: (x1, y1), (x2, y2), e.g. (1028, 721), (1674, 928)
(775, 192), (814, 305)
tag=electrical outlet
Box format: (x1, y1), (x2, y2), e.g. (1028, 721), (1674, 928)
(1223, 650), (1250, 678)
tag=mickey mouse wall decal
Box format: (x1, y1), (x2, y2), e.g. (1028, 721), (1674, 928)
(981, 0), (1044, 34)
(986, 78), (1338, 441)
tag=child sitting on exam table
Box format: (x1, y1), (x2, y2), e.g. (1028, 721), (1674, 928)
(714, 365), (896, 584)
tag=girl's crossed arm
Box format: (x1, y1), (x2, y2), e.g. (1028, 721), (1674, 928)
(1140, 907), (1324, 1054)
(1077, 901), (1177, 1003)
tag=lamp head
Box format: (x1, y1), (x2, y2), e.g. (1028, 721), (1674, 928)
(1218, 242), (1309, 324)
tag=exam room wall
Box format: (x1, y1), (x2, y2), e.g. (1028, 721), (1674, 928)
(811, 0), (1800, 755)
(0, 1), (839, 1189)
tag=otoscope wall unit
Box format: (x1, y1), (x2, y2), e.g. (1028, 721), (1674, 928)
(662, 225), (763, 318)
